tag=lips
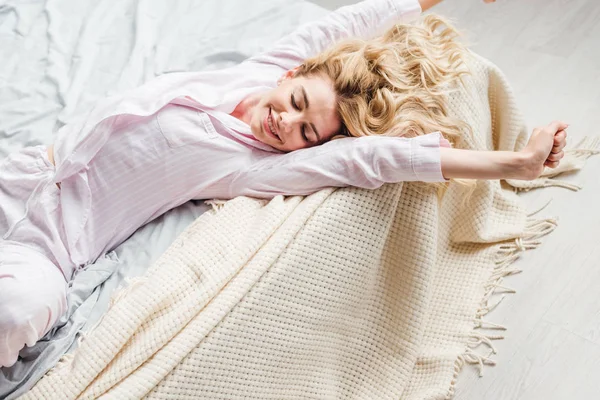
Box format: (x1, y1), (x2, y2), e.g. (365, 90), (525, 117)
(263, 107), (280, 141)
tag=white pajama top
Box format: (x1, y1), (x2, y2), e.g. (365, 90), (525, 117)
(44, 0), (451, 268)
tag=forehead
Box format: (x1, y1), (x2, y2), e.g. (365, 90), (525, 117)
(292, 74), (341, 138)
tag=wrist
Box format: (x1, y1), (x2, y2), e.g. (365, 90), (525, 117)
(490, 151), (533, 180)
(513, 151), (540, 180)
(510, 151), (531, 180)
(418, 0), (444, 12)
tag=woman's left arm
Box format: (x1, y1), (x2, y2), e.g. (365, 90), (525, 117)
(245, 0), (423, 72)
(228, 132), (450, 200)
(439, 121), (568, 180)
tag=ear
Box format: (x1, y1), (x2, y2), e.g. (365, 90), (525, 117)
(277, 66), (301, 86)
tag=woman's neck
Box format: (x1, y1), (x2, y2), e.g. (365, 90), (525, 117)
(230, 93), (260, 125)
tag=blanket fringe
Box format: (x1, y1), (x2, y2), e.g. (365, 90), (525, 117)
(108, 276), (148, 308)
(44, 354), (75, 378)
(204, 199), (228, 213)
(446, 211), (559, 398)
(42, 276), (149, 379)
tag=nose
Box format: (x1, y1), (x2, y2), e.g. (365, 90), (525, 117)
(279, 111), (300, 134)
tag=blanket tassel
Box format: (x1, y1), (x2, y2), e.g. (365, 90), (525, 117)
(204, 199), (228, 213)
(446, 205), (559, 398)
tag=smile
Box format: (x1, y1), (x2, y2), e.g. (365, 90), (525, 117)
(264, 108), (280, 141)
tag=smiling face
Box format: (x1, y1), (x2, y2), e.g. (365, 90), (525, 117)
(249, 72), (342, 152)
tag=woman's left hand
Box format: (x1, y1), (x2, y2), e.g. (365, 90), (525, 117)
(520, 121), (568, 180)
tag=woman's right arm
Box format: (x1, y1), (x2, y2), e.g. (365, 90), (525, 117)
(245, 0), (422, 72)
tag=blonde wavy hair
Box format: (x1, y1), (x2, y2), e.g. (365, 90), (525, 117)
(296, 14), (477, 196)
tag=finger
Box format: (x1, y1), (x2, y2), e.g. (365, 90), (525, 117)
(547, 121), (569, 134)
(552, 142), (566, 153)
(545, 160), (560, 169)
(555, 129), (567, 137)
(552, 134), (567, 151)
(547, 151), (564, 162)
(548, 151), (564, 161)
(552, 138), (566, 150)
(554, 130), (567, 144)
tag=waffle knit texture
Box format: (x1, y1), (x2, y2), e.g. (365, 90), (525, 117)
(21, 53), (599, 400)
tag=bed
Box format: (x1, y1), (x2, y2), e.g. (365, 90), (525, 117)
(0, 0), (328, 397)
(3, 1), (599, 399)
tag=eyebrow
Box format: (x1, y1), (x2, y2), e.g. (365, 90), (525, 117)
(300, 85), (321, 142)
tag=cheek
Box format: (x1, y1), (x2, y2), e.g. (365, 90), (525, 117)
(268, 88), (285, 108)
(329, 112), (343, 137)
(253, 96), (270, 125)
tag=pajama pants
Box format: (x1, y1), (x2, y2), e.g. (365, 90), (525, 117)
(0, 146), (74, 368)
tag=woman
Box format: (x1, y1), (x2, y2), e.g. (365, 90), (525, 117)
(0, 0), (566, 368)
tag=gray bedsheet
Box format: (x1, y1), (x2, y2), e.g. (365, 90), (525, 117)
(0, 0), (327, 397)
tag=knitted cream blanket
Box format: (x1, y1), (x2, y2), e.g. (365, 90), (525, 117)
(22, 53), (599, 399)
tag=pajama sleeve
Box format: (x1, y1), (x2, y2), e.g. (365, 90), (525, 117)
(229, 132), (451, 199)
(245, 0), (422, 71)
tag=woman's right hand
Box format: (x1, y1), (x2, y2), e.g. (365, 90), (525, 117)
(520, 121), (568, 180)
(419, 0), (496, 11)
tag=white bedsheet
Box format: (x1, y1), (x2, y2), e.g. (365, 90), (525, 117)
(0, 0), (327, 397)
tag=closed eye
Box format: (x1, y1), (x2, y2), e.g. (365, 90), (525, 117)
(291, 93), (300, 111)
(291, 93), (309, 143)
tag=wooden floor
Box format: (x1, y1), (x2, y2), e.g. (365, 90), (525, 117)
(310, 1), (600, 399)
